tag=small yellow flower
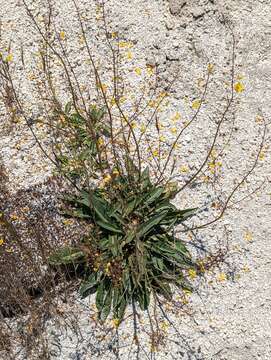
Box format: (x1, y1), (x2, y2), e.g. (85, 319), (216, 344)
(5, 53), (13, 62)
(119, 96), (127, 104)
(217, 273), (227, 282)
(255, 115), (263, 123)
(134, 67), (142, 76)
(62, 219), (74, 226)
(244, 231), (253, 242)
(0, 239), (4, 246)
(159, 135), (166, 142)
(243, 265), (250, 273)
(10, 214), (19, 221)
(152, 149), (159, 157)
(188, 269), (197, 279)
(148, 100), (156, 108)
(126, 51), (133, 60)
(234, 82), (245, 93)
(97, 137), (104, 146)
(111, 31), (118, 39)
(179, 165), (189, 173)
(170, 127), (177, 135)
(112, 318), (120, 328)
(191, 99), (201, 110)
(131, 121), (137, 129)
(59, 31), (66, 40)
(160, 321), (169, 331)
(207, 63), (214, 74)
(112, 168), (120, 176)
(119, 41), (133, 48)
(140, 124), (146, 133)
(259, 151), (265, 161)
(171, 112), (181, 122)
(146, 64), (154, 76)
(100, 174), (112, 188)
(183, 289), (192, 296)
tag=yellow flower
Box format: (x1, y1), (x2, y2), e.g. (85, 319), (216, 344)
(5, 53), (13, 62)
(234, 82), (245, 93)
(100, 174), (112, 188)
(111, 32), (118, 39)
(183, 289), (192, 296)
(97, 137), (104, 146)
(59, 31), (65, 40)
(170, 127), (177, 135)
(62, 219), (74, 226)
(148, 100), (156, 108)
(191, 99), (201, 110)
(131, 121), (137, 129)
(179, 165), (189, 173)
(0, 239), (4, 246)
(171, 112), (181, 122)
(126, 51), (133, 60)
(112, 318), (120, 328)
(134, 67), (142, 76)
(119, 41), (133, 48)
(152, 149), (159, 157)
(146, 64), (154, 76)
(188, 269), (197, 279)
(112, 168), (120, 176)
(10, 214), (19, 221)
(159, 135), (166, 142)
(160, 321), (169, 331)
(207, 63), (214, 74)
(217, 273), (227, 282)
(259, 151), (265, 161)
(244, 231), (253, 242)
(243, 265), (250, 273)
(119, 96), (127, 104)
(140, 124), (146, 133)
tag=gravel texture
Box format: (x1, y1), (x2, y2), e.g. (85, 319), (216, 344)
(0, 0), (271, 359)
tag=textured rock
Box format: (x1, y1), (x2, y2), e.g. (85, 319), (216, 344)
(169, 0), (187, 15)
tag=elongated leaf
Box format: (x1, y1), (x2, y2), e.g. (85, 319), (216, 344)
(65, 102), (72, 114)
(49, 247), (85, 266)
(96, 282), (105, 312)
(99, 287), (112, 321)
(96, 219), (122, 234)
(137, 211), (168, 238)
(138, 287), (150, 311)
(80, 273), (100, 298)
(155, 280), (172, 301)
(144, 187), (165, 207)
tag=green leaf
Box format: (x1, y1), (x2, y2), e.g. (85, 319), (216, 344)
(90, 193), (122, 233)
(100, 287), (112, 321)
(140, 166), (151, 189)
(137, 284), (150, 310)
(151, 256), (164, 271)
(137, 211), (169, 238)
(49, 247), (85, 266)
(65, 102), (72, 114)
(80, 273), (100, 298)
(96, 282), (106, 312)
(144, 187), (165, 207)
(155, 280), (172, 301)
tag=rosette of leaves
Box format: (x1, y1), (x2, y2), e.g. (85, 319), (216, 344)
(49, 166), (197, 322)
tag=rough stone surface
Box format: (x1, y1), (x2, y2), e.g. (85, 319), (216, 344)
(0, 0), (271, 359)
(169, 0), (187, 15)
